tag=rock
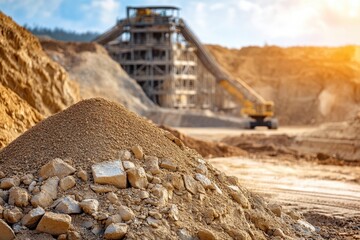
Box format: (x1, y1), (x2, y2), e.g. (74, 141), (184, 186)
(144, 156), (161, 174)
(146, 217), (160, 228)
(58, 234), (67, 240)
(127, 167), (148, 189)
(288, 210), (301, 220)
(152, 177), (161, 184)
(8, 187), (29, 207)
(171, 174), (185, 191)
(195, 173), (213, 190)
(77, 169), (88, 182)
(21, 174), (34, 185)
(104, 223), (128, 239)
(226, 229), (251, 240)
(36, 212), (71, 235)
(164, 131), (176, 141)
(268, 204), (282, 218)
(204, 208), (217, 224)
(31, 191), (53, 208)
(177, 229), (193, 240)
(92, 161), (127, 189)
(80, 199), (99, 215)
(183, 175), (197, 195)
(250, 212), (271, 231)
(0, 171), (5, 179)
(119, 150), (131, 161)
(0, 197), (4, 206)
(41, 176), (59, 200)
(0, 219), (15, 240)
(105, 214), (122, 227)
(198, 228), (216, 240)
(139, 191), (149, 199)
(196, 164), (208, 175)
(160, 159), (177, 171)
(90, 184), (117, 193)
(106, 192), (118, 204)
(54, 196), (81, 214)
(59, 176), (76, 191)
(151, 184), (168, 206)
(174, 138), (185, 149)
(39, 158), (76, 179)
(21, 206), (45, 229)
(131, 145), (144, 160)
(168, 204), (179, 221)
(0, 177), (20, 190)
(118, 206), (135, 221)
(273, 228), (286, 238)
(67, 230), (82, 240)
(28, 181), (37, 192)
(95, 212), (109, 221)
(0, 189), (9, 202)
(122, 161), (135, 170)
(149, 210), (162, 219)
(228, 186), (250, 209)
(3, 207), (23, 224)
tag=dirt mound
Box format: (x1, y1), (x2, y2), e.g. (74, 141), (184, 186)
(0, 13), (80, 116)
(40, 39), (155, 114)
(206, 45), (360, 125)
(295, 115), (360, 162)
(0, 84), (43, 148)
(0, 98), (320, 239)
(160, 126), (247, 158)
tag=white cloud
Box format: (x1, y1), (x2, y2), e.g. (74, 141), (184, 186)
(81, 0), (120, 27)
(6, 0), (63, 19)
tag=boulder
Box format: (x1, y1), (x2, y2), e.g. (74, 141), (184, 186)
(77, 169), (88, 182)
(54, 196), (81, 214)
(122, 161), (135, 170)
(3, 207), (23, 224)
(144, 156), (160, 174)
(160, 158), (177, 171)
(118, 206), (135, 221)
(21, 206), (45, 228)
(183, 175), (197, 195)
(8, 187), (29, 207)
(0, 177), (20, 190)
(0, 219), (15, 240)
(92, 161), (127, 188)
(59, 176), (76, 191)
(31, 191), (53, 208)
(41, 176), (59, 200)
(198, 228), (216, 240)
(104, 223), (128, 239)
(195, 174), (214, 190)
(36, 212), (72, 235)
(79, 199), (99, 215)
(131, 145), (144, 160)
(39, 158), (76, 179)
(127, 167), (148, 189)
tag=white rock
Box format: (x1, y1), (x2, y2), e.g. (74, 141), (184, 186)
(41, 176), (59, 200)
(122, 161), (135, 170)
(30, 191), (53, 208)
(92, 161), (127, 189)
(195, 173), (214, 190)
(54, 196), (81, 214)
(80, 199), (99, 215)
(21, 207), (45, 228)
(106, 192), (118, 204)
(228, 185), (250, 209)
(151, 184), (168, 206)
(119, 150), (131, 161)
(146, 217), (160, 228)
(0, 219), (15, 240)
(144, 156), (161, 174)
(104, 223), (128, 239)
(90, 184), (117, 193)
(168, 204), (179, 221)
(28, 181), (37, 192)
(39, 158), (76, 179)
(21, 174), (34, 185)
(183, 175), (197, 195)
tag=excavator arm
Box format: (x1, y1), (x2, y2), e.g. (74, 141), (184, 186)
(178, 19), (278, 129)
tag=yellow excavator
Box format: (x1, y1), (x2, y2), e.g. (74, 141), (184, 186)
(178, 19), (278, 129)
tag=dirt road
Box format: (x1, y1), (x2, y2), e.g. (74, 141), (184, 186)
(210, 157), (360, 239)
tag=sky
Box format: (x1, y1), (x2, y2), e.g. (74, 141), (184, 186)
(1, 0), (360, 48)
